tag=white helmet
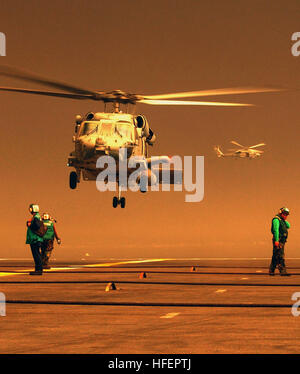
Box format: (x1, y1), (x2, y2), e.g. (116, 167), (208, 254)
(279, 207), (290, 216)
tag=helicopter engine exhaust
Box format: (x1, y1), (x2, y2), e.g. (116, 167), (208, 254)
(136, 115), (156, 145)
(86, 112), (95, 121)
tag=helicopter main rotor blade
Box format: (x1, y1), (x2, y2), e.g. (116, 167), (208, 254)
(230, 140), (245, 147)
(0, 65), (105, 99)
(248, 143), (266, 148)
(139, 99), (253, 107)
(0, 87), (92, 100)
(228, 148), (264, 153)
(142, 86), (286, 100)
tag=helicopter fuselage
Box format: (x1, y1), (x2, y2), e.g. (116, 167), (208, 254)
(232, 150), (261, 158)
(67, 111), (153, 182)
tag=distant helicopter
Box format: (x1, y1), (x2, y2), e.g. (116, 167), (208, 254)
(0, 66), (279, 207)
(214, 140), (266, 159)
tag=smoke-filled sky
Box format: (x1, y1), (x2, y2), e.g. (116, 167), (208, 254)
(0, 0), (299, 259)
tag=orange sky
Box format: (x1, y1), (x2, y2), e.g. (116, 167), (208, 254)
(0, 0), (299, 259)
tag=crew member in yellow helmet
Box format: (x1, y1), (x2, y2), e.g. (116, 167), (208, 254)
(41, 213), (61, 269)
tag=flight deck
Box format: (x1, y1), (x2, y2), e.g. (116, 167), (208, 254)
(0, 258), (299, 354)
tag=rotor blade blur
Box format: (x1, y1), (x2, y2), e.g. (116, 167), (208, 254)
(0, 87), (92, 100)
(230, 141), (245, 147)
(248, 143), (266, 148)
(0, 65), (104, 99)
(139, 99), (253, 107)
(142, 87), (286, 100)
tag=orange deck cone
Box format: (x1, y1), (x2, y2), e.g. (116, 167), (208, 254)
(139, 272), (147, 279)
(105, 282), (117, 291)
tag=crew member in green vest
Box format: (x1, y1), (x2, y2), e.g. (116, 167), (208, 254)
(269, 207), (291, 276)
(26, 203), (44, 275)
(41, 213), (61, 269)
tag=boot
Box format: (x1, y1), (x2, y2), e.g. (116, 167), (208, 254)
(269, 266), (275, 276)
(279, 267), (291, 276)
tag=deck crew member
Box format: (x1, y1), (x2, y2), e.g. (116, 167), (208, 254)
(269, 207), (291, 276)
(41, 213), (61, 269)
(26, 204), (44, 275)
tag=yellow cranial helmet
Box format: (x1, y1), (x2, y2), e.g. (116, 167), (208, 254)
(29, 204), (39, 213)
(42, 213), (50, 220)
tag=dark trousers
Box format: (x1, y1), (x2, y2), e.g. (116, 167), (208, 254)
(270, 241), (286, 273)
(30, 242), (43, 272)
(41, 239), (54, 266)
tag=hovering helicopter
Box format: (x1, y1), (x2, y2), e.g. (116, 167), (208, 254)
(214, 140), (266, 159)
(0, 66), (279, 207)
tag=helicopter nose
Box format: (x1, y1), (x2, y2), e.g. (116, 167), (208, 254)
(105, 144), (134, 160)
(95, 137), (105, 152)
(95, 137), (105, 146)
(108, 145), (122, 159)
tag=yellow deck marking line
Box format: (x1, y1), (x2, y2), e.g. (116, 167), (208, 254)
(256, 270), (262, 273)
(0, 259), (172, 276)
(0, 267), (77, 276)
(1, 268), (37, 276)
(0, 272), (21, 277)
(83, 258), (173, 268)
(45, 267), (77, 271)
(215, 289), (227, 293)
(160, 312), (180, 319)
(241, 277), (249, 280)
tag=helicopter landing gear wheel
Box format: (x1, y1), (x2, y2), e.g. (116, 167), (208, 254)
(112, 196), (118, 208)
(120, 197), (126, 208)
(69, 171), (78, 189)
(112, 196), (126, 208)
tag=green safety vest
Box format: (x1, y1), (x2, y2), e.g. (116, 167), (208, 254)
(271, 215), (289, 243)
(42, 219), (55, 240)
(26, 213), (44, 244)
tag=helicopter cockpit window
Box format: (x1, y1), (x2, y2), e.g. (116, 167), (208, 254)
(116, 121), (134, 141)
(99, 122), (114, 137)
(80, 122), (98, 136)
